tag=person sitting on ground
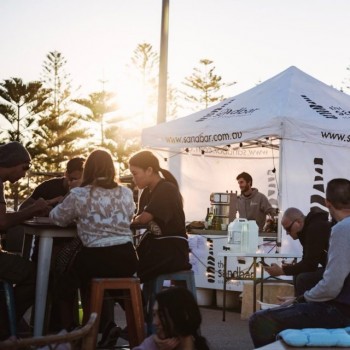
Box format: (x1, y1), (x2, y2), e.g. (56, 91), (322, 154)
(249, 178), (350, 348)
(0, 141), (50, 340)
(132, 287), (210, 350)
(264, 207), (331, 296)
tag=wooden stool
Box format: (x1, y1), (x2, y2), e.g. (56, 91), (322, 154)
(0, 280), (16, 337)
(143, 270), (197, 334)
(87, 277), (145, 348)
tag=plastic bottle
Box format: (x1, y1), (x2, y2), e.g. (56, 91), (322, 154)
(204, 208), (210, 229)
(212, 208), (221, 231)
(207, 208), (213, 229)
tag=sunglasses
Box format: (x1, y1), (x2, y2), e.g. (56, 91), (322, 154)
(284, 219), (297, 234)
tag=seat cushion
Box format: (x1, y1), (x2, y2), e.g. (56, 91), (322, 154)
(278, 327), (350, 347)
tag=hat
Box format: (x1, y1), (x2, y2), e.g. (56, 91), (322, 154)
(0, 141), (31, 168)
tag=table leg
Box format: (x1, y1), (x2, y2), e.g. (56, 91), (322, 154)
(222, 256), (227, 322)
(260, 258), (265, 303)
(22, 234), (33, 260)
(253, 257), (257, 312)
(33, 236), (53, 336)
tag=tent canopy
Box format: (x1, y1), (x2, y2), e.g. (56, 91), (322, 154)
(142, 66), (350, 149)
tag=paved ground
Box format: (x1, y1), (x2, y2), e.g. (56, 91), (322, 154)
(201, 307), (254, 350)
(112, 304), (254, 350)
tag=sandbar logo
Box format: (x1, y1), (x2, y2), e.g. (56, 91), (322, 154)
(301, 95), (350, 120)
(206, 238), (215, 283)
(196, 98), (259, 122)
(310, 157), (328, 214)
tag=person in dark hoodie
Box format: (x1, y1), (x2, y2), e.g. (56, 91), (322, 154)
(265, 207), (331, 296)
(236, 172), (277, 231)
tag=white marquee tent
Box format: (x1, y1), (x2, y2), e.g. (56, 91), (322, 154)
(141, 66), (350, 253)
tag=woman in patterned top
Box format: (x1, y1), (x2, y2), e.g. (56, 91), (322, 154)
(50, 149), (138, 330)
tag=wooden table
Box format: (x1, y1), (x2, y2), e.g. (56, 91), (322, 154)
(218, 252), (301, 321)
(22, 220), (76, 336)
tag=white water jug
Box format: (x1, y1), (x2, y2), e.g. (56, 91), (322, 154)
(227, 218), (248, 253)
(240, 220), (259, 254)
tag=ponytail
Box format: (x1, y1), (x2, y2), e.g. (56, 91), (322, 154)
(159, 168), (179, 189)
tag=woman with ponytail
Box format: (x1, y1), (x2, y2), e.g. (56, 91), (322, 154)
(133, 287), (210, 350)
(50, 149), (138, 330)
(129, 150), (191, 283)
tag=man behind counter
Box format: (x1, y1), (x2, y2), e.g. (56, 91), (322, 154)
(236, 172), (277, 231)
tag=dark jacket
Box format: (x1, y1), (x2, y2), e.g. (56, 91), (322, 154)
(283, 211), (331, 276)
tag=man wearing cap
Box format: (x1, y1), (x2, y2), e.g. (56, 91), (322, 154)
(0, 141), (49, 339)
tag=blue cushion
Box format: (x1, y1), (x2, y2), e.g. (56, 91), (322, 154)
(278, 327), (350, 347)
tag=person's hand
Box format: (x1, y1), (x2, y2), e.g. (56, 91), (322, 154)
(32, 198), (50, 216)
(47, 196), (64, 206)
(277, 295), (296, 307)
(264, 263), (284, 276)
(68, 178), (82, 190)
(153, 334), (180, 350)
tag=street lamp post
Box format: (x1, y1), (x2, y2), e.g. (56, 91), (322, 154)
(157, 0), (169, 124)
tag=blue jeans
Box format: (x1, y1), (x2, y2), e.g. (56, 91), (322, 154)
(295, 268), (324, 296)
(249, 302), (350, 347)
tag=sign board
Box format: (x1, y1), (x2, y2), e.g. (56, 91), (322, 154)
(189, 233), (279, 291)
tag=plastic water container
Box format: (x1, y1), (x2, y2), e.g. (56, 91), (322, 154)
(245, 220), (259, 253)
(227, 218), (248, 253)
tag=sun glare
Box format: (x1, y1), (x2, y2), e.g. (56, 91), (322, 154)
(115, 76), (157, 130)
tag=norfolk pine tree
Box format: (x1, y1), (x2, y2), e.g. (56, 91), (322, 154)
(182, 59), (236, 112)
(0, 77), (52, 209)
(33, 51), (89, 173)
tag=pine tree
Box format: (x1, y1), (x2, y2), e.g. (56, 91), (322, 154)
(73, 90), (117, 146)
(128, 43), (159, 126)
(33, 51), (89, 173)
(0, 78), (51, 142)
(182, 59), (235, 111)
(0, 77), (52, 209)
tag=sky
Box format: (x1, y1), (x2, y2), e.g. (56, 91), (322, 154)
(1, 0), (350, 123)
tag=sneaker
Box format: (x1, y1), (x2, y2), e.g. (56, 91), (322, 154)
(98, 321), (122, 348)
(119, 326), (128, 341)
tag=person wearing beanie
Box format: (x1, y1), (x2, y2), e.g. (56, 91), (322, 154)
(0, 141), (31, 168)
(0, 141), (50, 340)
